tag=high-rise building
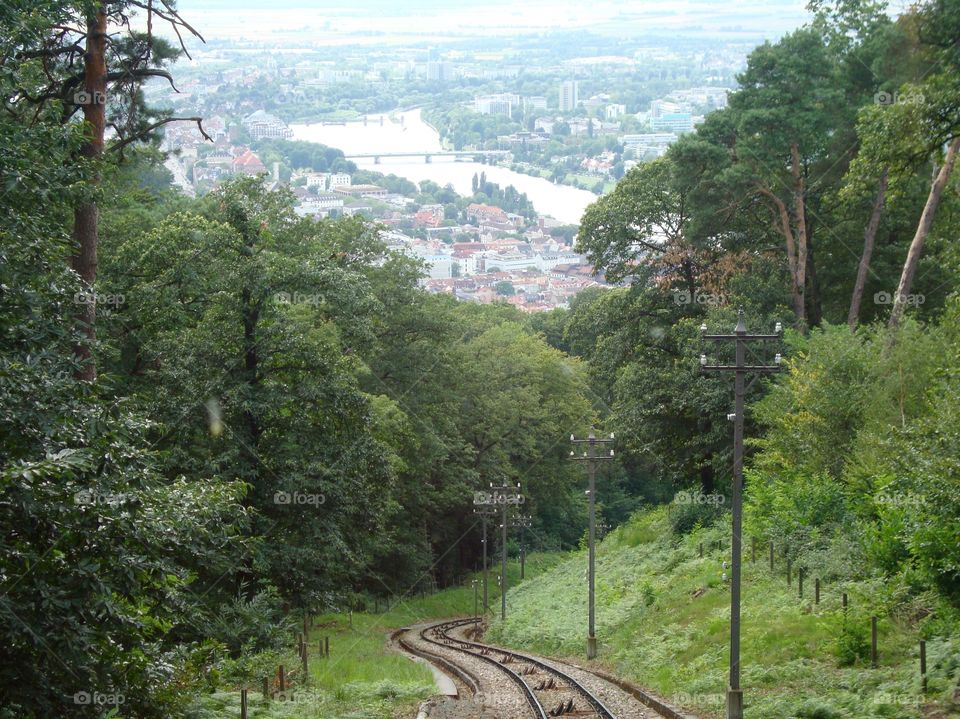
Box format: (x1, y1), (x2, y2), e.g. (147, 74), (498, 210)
(427, 61), (454, 82)
(559, 81), (579, 111)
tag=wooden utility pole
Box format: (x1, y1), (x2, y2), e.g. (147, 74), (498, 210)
(701, 309), (783, 719)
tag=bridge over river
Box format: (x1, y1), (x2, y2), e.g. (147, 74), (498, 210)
(343, 150), (510, 164)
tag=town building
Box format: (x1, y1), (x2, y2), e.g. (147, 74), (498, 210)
(559, 80), (579, 111)
(241, 110), (293, 140)
(474, 93), (520, 116)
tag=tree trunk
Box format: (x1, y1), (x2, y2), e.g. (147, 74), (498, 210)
(699, 455), (715, 495)
(790, 143), (808, 328)
(806, 225), (823, 327)
(848, 168), (888, 331)
(889, 138), (960, 328)
(758, 186), (805, 324)
(71, 7), (107, 381)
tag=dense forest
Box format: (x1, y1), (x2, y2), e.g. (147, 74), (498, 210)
(1, 0), (959, 717)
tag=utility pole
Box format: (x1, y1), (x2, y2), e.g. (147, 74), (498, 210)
(488, 480), (523, 621)
(570, 428), (615, 659)
(472, 505), (496, 616)
(700, 308), (783, 719)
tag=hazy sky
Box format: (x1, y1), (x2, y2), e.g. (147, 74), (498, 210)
(169, 0), (811, 43)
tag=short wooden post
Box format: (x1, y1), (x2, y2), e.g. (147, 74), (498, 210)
(262, 676), (269, 699)
(769, 541), (774, 570)
(297, 634), (304, 657)
(920, 639), (927, 693)
(871, 617), (878, 667)
(699, 542), (703, 558)
(302, 644), (308, 681)
(324, 636), (330, 657)
(787, 558), (792, 586)
(349, 610), (353, 630)
(842, 592), (848, 612)
(240, 688), (248, 719)
(815, 578), (820, 604)
(279, 665), (286, 692)
(798, 567), (804, 598)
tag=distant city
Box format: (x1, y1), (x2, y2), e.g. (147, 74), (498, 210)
(156, 18), (766, 309)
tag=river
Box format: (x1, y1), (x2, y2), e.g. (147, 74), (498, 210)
(290, 110), (598, 225)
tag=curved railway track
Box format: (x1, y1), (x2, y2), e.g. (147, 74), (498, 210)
(416, 617), (618, 719)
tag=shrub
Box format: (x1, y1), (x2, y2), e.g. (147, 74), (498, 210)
(831, 616), (870, 667)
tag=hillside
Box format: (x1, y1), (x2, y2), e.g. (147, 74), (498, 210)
(486, 508), (958, 719)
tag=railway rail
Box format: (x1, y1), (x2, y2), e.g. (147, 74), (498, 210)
(415, 617), (618, 719)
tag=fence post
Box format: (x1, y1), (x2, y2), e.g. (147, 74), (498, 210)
(842, 592), (848, 613)
(279, 665), (286, 692)
(769, 541), (774, 570)
(240, 688), (247, 719)
(798, 567), (804, 599)
(871, 617), (878, 668)
(262, 676), (269, 699)
(815, 578), (820, 605)
(699, 542), (703, 558)
(787, 558), (792, 587)
(325, 636), (330, 657)
(302, 644), (308, 682)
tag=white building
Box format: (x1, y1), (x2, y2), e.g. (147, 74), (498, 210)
(559, 81), (579, 112)
(524, 96), (548, 113)
(427, 60), (454, 82)
(605, 104), (627, 120)
(242, 110), (293, 140)
(305, 173), (331, 190)
(475, 93), (520, 116)
(329, 173), (351, 188)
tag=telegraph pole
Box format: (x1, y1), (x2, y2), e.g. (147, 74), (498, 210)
(472, 505), (496, 616)
(570, 429), (614, 659)
(700, 308), (783, 719)
(488, 480), (523, 621)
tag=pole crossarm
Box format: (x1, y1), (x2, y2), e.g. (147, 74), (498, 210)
(702, 365), (783, 373)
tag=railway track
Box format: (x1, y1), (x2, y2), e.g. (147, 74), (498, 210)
(417, 617), (618, 719)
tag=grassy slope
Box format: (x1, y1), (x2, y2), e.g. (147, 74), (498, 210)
(486, 508), (959, 719)
(192, 553), (565, 718)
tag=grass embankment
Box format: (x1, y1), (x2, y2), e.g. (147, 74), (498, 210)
(486, 508), (959, 719)
(191, 553), (563, 718)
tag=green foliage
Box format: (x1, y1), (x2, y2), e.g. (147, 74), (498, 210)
(831, 615), (871, 667)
